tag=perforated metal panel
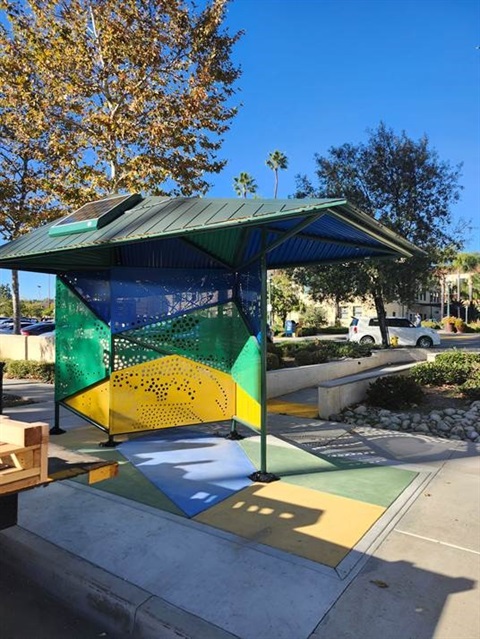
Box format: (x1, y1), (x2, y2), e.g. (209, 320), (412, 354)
(109, 355), (235, 434)
(231, 336), (261, 401)
(236, 264), (261, 336)
(62, 271), (111, 324)
(56, 264), (262, 435)
(110, 268), (234, 333)
(55, 278), (110, 401)
(64, 379), (110, 428)
(119, 302), (250, 373)
(112, 335), (166, 371)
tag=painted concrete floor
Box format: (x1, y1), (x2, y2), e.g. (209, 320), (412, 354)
(57, 416), (419, 569)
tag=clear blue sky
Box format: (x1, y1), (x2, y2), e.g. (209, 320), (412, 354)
(6, 0), (480, 299)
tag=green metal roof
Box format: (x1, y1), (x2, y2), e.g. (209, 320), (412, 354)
(0, 197), (421, 273)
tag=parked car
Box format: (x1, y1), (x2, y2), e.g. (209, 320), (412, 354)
(0, 320), (38, 333)
(21, 321), (55, 336)
(349, 317), (441, 348)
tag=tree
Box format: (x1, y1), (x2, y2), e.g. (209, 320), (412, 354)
(451, 252), (480, 274)
(0, 12), (67, 331)
(448, 252), (480, 322)
(266, 150), (288, 198)
(0, 283), (12, 316)
(0, 0), (241, 329)
(269, 270), (304, 327)
(294, 123), (464, 346)
(293, 264), (371, 325)
(1, 0), (241, 203)
(233, 171), (257, 198)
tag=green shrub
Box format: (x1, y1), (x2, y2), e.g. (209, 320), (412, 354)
(434, 351), (480, 366)
(266, 352), (281, 370)
(267, 342), (283, 358)
(294, 347), (329, 366)
(3, 359), (55, 383)
(275, 339), (373, 366)
(411, 352), (480, 386)
(459, 368), (480, 400)
(366, 375), (424, 409)
(293, 350), (316, 366)
(300, 307), (327, 329)
(334, 342), (373, 359)
(410, 362), (448, 386)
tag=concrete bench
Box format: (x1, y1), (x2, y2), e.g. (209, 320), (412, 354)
(317, 362), (417, 419)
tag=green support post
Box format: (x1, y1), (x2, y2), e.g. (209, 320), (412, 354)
(50, 401), (66, 435)
(249, 234), (279, 483)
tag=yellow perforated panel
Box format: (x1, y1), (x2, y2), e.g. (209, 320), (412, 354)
(109, 355), (235, 435)
(64, 379), (110, 429)
(235, 385), (261, 430)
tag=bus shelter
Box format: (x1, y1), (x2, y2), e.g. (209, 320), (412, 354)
(0, 196), (419, 479)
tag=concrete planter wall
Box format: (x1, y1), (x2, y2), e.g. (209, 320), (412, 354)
(267, 348), (429, 398)
(0, 335), (55, 363)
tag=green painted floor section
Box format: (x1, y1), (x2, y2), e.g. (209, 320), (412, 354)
(239, 438), (417, 509)
(55, 427), (185, 516)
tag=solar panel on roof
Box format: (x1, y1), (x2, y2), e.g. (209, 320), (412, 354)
(49, 193), (142, 237)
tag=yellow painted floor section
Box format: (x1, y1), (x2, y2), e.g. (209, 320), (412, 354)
(195, 481), (385, 567)
(267, 399), (319, 419)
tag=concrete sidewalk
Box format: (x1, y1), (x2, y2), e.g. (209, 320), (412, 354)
(1, 380), (479, 639)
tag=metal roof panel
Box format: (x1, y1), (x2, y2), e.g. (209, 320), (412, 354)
(0, 197), (421, 273)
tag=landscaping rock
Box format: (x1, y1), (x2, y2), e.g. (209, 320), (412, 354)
(331, 400), (480, 443)
(354, 405), (368, 414)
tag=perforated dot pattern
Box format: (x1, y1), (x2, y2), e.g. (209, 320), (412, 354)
(55, 278), (110, 401)
(109, 355), (235, 434)
(112, 336), (164, 371)
(119, 302), (249, 373)
(110, 268), (234, 332)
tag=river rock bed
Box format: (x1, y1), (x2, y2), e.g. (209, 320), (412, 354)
(330, 400), (480, 442)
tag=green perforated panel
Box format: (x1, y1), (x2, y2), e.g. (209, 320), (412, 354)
(55, 278), (111, 401)
(112, 335), (165, 371)
(118, 302), (250, 372)
(231, 336), (261, 401)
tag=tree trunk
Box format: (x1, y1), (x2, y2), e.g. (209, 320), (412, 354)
(373, 290), (389, 348)
(334, 295), (341, 325)
(274, 170), (278, 198)
(11, 269), (21, 334)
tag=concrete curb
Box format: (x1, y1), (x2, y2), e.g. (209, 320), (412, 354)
(0, 527), (239, 639)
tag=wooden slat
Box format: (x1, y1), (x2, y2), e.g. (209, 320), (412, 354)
(0, 467), (40, 485)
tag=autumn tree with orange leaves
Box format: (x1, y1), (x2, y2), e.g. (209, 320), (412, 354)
(0, 0), (241, 329)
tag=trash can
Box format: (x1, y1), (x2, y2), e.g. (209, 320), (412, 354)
(285, 320), (295, 337)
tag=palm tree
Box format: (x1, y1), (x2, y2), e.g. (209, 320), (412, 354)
(233, 172), (257, 198)
(266, 150), (288, 198)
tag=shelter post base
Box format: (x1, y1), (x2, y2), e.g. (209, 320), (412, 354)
(225, 419), (244, 440)
(100, 435), (118, 448)
(50, 403), (65, 435)
(249, 471), (280, 483)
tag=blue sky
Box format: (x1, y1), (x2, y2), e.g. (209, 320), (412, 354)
(6, 0), (480, 299)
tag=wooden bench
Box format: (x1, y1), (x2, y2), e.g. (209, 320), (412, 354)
(0, 417), (49, 496)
